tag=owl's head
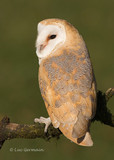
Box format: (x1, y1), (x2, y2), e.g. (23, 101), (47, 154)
(36, 19), (82, 64)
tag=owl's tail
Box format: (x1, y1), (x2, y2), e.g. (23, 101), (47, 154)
(59, 124), (93, 147)
(76, 131), (93, 146)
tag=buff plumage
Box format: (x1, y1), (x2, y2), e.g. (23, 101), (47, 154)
(35, 19), (97, 146)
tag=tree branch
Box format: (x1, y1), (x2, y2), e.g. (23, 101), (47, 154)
(92, 88), (114, 127)
(0, 88), (114, 149)
(0, 117), (61, 149)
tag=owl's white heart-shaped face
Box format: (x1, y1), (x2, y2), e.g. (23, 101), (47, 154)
(36, 22), (66, 64)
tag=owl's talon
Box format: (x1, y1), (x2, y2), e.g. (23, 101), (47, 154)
(34, 117), (51, 132)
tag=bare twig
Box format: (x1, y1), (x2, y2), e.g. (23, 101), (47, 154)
(105, 88), (114, 102)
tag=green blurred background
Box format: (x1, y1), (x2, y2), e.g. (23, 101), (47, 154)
(0, 0), (114, 159)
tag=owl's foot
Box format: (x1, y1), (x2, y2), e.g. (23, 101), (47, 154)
(34, 117), (51, 132)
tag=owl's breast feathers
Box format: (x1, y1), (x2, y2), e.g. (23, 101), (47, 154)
(39, 47), (96, 146)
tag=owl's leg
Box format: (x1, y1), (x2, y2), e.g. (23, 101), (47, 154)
(50, 113), (60, 128)
(34, 117), (51, 132)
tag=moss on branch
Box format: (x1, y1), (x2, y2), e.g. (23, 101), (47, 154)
(0, 117), (61, 149)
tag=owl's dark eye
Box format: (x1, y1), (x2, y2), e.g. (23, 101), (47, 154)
(49, 34), (57, 39)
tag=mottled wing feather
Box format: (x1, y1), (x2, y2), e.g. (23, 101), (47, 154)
(39, 49), (96, 138)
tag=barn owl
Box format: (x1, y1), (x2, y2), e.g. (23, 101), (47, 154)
(34, 18), (97, 147)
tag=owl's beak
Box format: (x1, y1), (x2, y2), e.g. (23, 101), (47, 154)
(39, 42), (48, 52)
(40, 44), (45, 51)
